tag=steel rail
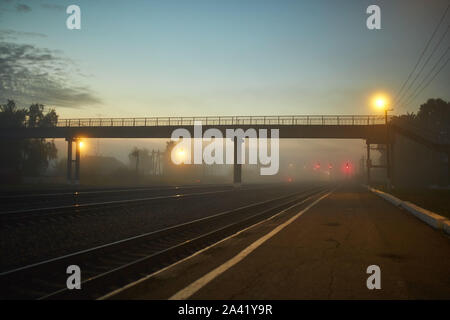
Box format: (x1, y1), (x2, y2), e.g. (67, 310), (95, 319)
(0, 185), (241, 215)
(0, 184), (226, 200)
(44, 187), (327, 300)
(0, 188), (247, 219)
(0, 186), (325, 300)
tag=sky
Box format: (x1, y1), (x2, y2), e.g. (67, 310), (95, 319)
(1, 0), (449, 119)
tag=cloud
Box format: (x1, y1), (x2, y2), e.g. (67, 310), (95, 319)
(0, 29), (47, 40)
(1, 1), (64, 12)
(0, 41), (101, 108)
(41, 3), (65, 11)
(15, 3), (30, 12)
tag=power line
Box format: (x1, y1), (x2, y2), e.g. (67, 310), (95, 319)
(404, 55), (450, 109)
(400, 45), (450, 109)
(396, 23), (450, 109)
(393, 3), (450, 107)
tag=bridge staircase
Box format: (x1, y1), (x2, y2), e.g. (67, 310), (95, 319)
(390, 120), (450, 153)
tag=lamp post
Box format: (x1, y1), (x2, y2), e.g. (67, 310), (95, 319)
(385, 107), (393, 190)
(375, 98), (393, 190)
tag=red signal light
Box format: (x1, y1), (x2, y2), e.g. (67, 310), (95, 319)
(343, 162), (352, 175)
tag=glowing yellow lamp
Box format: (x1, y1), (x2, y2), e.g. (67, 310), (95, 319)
(176, 149), (186, 163)
(375, 98), (386, 109)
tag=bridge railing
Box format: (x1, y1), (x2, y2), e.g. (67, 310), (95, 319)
(55, 115), (387, 127)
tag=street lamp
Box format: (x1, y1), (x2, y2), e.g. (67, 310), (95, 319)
(374, 97), (393, 124)
(175, 148), (187, 164)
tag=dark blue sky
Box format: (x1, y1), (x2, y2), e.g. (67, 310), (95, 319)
(1, 0), (449, 118)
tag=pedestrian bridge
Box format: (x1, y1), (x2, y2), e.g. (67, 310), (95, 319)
(0, 114), (392, 184)
(1, 114), (448, 186)
(0, 115), (389, 143)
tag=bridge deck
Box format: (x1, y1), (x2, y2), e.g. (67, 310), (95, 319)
(0, 115), (389, 142)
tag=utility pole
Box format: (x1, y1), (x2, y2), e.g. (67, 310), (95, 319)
(385, 108), (392, 191)
(366, 142), (371, 186)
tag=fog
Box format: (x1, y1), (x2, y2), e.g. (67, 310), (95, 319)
(49, 138), (369, 186)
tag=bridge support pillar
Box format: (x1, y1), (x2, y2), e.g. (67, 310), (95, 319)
(75, 139), (81, 185)
(388, 141), (395, 189)
(447, 152), (450, 186)
(233, 137), (242, 186)
(66, 138), (73, 184)
(366, 142), (371, 186)
(386, 134), (392, 191)
(66, 138), (81, 185)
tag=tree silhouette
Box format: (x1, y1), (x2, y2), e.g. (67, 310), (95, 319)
(128, 147), (151, 175)
(0, 100), (58, 181)
(129, 147), (140, 174)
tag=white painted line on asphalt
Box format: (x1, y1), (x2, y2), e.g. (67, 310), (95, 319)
(168, 191), (332, 300)
(99, 189), (328, 300)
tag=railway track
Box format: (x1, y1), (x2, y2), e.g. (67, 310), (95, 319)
(0, 189), (233, 221)
(0, 184), (278, 221)
(0, 186), (327, 300)
(0, 184), (237, 213)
